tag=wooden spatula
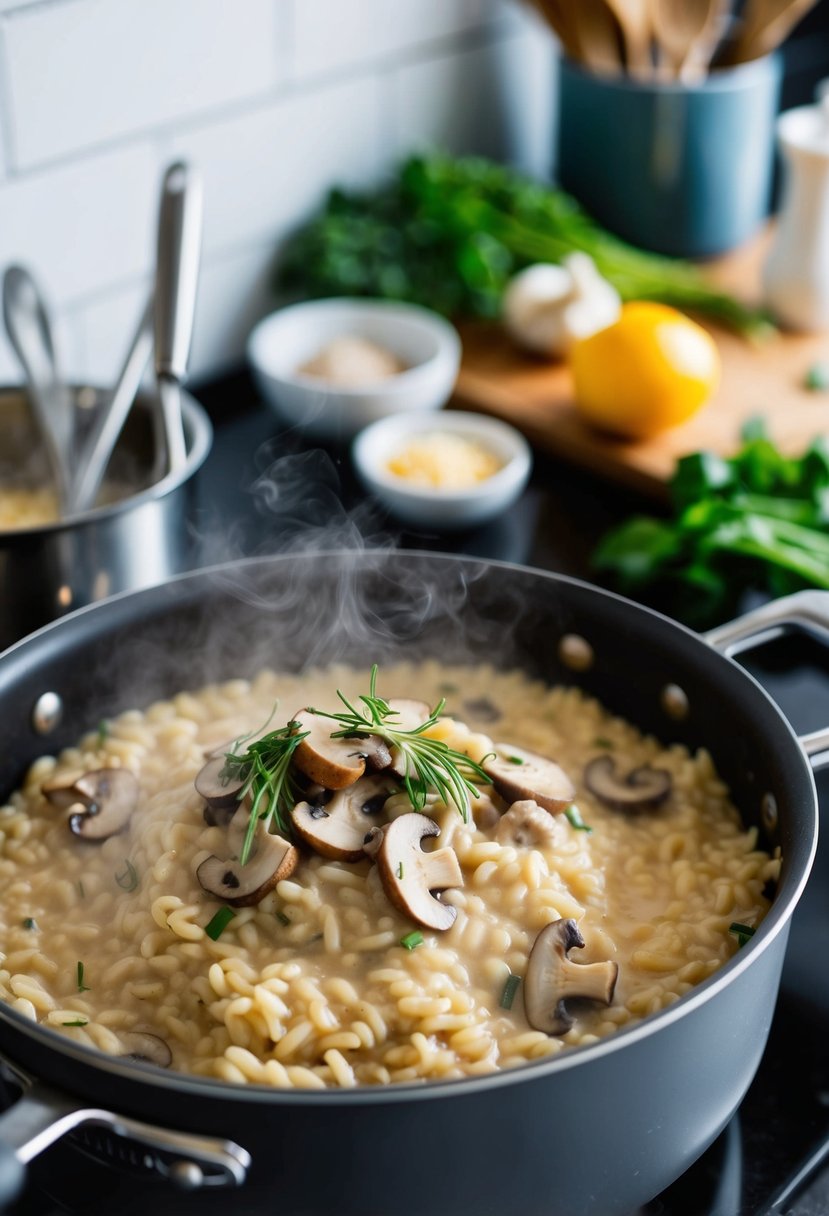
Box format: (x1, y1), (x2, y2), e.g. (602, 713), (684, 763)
(726, 0), (819, 64)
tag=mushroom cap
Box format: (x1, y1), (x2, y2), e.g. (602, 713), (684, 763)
(44, 769), (138, 841)
(584, 755), (672, 811)
(384, 699), (431, 779)
(195, 754), (245, 812)
(119, 1031), (172, 1068)
(197, 830), (299, 907)
(484, 745), (575, 815)
(495, 800), (563, 849)
(524, 918), (619, 1035)
(374, 813), (463, 931)
(292, 709), (369, 789)
(291, 775), (396, 862)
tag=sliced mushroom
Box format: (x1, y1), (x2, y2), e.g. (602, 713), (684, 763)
(584, 755), (672, 811)
(524, 919), (618, 1035)
(197, 830), (298, 907)
(119, 1031), (172, 1068)
(195, 755), (245, 815)
(354, 734), (393, 772)
(387, 699), (431, 728)
(291, 775), (396, 862)
(385, 699), (431, 779)
(292, 709), (375, 789)
(496, 800), (561, 849)
(372, 813), (463, 931)
(484, 745), (575, 815)
(43, 769), (138, 841)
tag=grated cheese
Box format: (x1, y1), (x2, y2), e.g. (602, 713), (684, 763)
(386, 432), (502, 490)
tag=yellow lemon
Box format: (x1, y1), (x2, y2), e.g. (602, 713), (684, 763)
(570, 302), (720, 440)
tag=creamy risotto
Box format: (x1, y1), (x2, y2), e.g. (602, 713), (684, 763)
(0, 662), (778, 1089)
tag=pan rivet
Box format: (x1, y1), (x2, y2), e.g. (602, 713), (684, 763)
(761, 793), (778, 832)
(32, 692), (63, 735)
(559, 634), (594, 671)
(661, 684), (689, 720)
(169, 1160), (204, 1190)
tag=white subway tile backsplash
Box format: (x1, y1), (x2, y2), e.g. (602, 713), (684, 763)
(4, 0), (281, 169)
(391, 14), (556, 175)
(391, 39), (513, 162)
(0, 0), (555, 383)
(291, 0), (495, 80)
(168, 75), (387, 258)
(0, 142), (158, 305)
(67, 278), (151, 386)
(188, 244), (277, 381)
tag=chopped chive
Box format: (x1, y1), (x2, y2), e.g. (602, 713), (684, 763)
(205, 907), (236, 941)
(76, 961), (90, 992)
(500, 973), (521, 1010)
(729, 922), (756, 948)
(22, 917), (37, 931)
(593, 737), (614, 749)
(62, 1018), (88, 1027)
(400, 930), (424, 951)
(507, 755), (524, 766)
(397, 862), (404, 879)
(276, 910), (290, 926)
(565, 804), (593, 832)
(115, 859), (139, 892)
(804, 361), (829, 392)
(97, 720), (110, 746)
(76, 880), (85, 899)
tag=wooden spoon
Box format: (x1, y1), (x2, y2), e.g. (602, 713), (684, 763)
(652, 0), (729, 80)
(602, 0), (654, 78)
(727, 0), (819, 64)
(528, 0), (582, 59)
(564, 0), (625, 75)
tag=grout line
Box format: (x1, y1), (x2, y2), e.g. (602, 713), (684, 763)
(0, 16), (512, 180)
(0, 19), (19, 172)
(60, 232), (278, 315)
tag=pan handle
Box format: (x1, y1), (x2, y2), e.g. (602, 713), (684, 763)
(705, 590), (829, 769)
(0, 1067), (250, 1208)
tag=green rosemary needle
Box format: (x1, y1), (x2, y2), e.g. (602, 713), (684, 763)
(308, 665), (491, 822)
(220, 721), (309, 864)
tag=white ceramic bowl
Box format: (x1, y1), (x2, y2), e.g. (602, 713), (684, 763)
(353, 410), (532, 531)
(248, 298), (461, 441)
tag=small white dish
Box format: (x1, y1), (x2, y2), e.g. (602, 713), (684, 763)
(353, 410), (532, 531)
(248, 298), (461, 441)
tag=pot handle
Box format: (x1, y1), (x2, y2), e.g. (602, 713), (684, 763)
(705, 590), (829, 769)
(0, 1067), (250, 1208)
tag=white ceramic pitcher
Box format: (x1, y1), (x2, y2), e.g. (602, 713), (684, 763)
(763, 84), (829, 332)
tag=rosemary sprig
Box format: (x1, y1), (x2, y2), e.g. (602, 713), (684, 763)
(308, 665), (491, 822)
(220, 722), (309, 864)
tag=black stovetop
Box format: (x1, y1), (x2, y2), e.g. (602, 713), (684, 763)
(6, 374), (829, 1215)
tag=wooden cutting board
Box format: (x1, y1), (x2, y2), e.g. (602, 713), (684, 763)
(453, 231), (829, 500)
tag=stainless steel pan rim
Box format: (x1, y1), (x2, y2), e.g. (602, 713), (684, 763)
(0, 390), (211, 539)
(0, 552), (819, 1104)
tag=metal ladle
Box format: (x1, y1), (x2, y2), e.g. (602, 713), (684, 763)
(68, 161), (203, 512)
(153, 161), (203, 480)
(2, 266), (74, 515)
